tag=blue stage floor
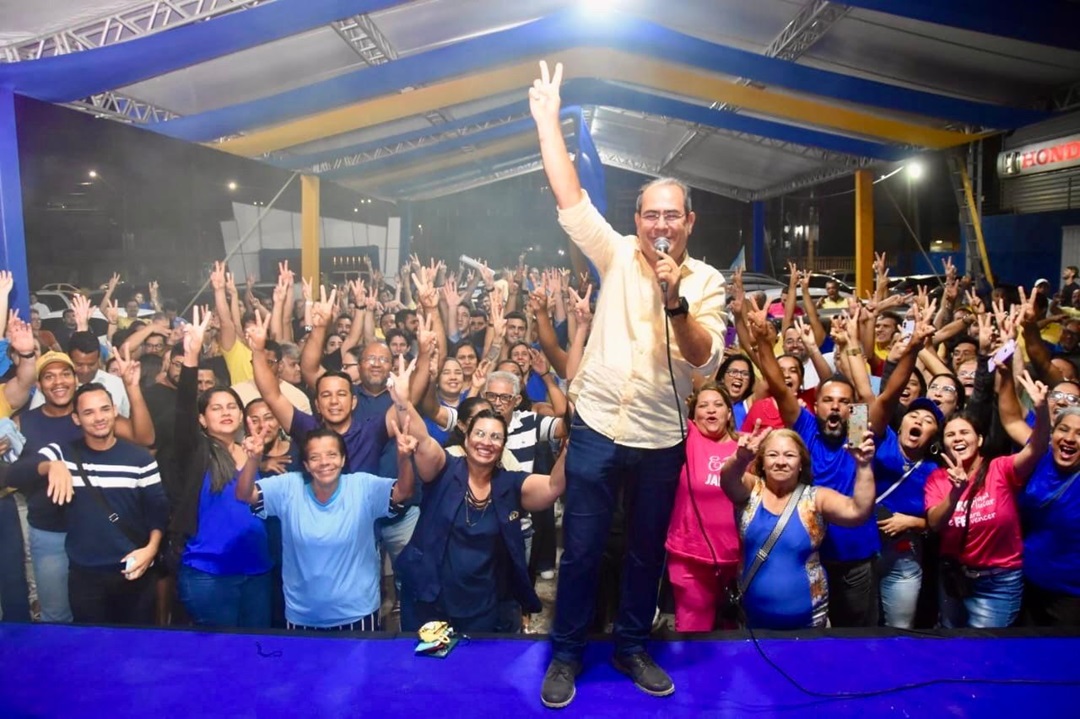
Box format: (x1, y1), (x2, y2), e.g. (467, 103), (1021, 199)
(1, 624), (1078, 717)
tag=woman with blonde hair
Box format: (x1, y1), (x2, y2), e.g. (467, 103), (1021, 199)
(720, 424), (876, 629)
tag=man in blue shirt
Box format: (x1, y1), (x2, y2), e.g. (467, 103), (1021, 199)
(751, 304), (931, 627)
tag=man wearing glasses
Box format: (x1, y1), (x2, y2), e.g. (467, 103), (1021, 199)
(482, 371), (567, 473)
(530, 61), (725, 708)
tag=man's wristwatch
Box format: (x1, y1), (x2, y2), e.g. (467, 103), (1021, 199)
(665, 297), (690, 318)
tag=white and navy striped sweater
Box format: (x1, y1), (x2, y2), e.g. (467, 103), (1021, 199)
(38, 440), (169, 570)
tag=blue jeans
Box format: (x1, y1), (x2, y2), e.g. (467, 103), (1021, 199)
(177, 565), (272, 629)
(0, 495), (30, 622)
(877, 538), (922, 629)
(940, 568), (1023, 628)
(29, 527), (72, 623)
(551, 418), (683, 663)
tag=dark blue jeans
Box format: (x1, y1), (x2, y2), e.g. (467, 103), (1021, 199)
(0, 494), (30, 622)
(551, 418), (684, 663)
(177, 565), (272, 629)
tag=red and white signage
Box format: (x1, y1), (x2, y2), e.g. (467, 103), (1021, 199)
(998, 133), (1080, 177)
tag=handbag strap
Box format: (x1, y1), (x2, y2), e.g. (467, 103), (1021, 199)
(876, 460), (923, 504)
(69, 443), (148, 550)
(739, 483), (807, 596)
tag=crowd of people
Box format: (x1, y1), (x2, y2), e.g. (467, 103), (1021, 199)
(0, 60), (1077, 709)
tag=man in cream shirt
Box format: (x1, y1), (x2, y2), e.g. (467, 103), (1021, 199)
(530, 61), (725, 708)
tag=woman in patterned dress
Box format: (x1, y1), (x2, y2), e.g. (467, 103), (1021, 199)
(720, 424), (877, 629)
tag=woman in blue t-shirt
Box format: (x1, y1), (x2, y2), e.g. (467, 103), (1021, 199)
(1019, 407), (1080, 626)
(170, 311), (272, 628)
(720, 425), (877, 629)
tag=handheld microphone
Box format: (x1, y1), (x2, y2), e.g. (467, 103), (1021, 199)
(654, 238), (671, 296)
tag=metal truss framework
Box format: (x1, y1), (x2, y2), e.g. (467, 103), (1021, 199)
(304, 113), (531, 174)
(597, 149), (754, 202)
(65, 90), (181, 124)
(0, 0), (266, 62)
(751, 164), (869, 200)
(1052, 81), (1080, 111)
(331, 13), (397, 66)
(658, 0), (853, 175)
(400, 159), (546, 201)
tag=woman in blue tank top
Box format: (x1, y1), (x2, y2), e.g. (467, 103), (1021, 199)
(721, 425), (877, 629)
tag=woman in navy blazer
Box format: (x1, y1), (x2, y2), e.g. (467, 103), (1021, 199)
(397, 408), (567, 632)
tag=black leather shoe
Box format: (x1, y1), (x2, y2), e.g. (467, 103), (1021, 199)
(541, 659), (581, 709)
(612, 652), (675, 697)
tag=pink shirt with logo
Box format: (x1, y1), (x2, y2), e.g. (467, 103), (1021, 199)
(924, 456), (1024, 570)
(666, 422), (740, 566)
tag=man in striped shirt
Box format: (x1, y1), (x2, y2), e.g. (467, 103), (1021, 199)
(9, 382), (168, 625)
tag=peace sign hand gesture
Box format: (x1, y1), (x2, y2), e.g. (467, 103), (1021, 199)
(941, 451), (969, 489)
(528, 60), (563, 126)
(735, 420), (771, 462)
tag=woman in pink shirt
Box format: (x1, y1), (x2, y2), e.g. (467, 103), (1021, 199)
(925, 371), (1049, 628)
(665, 382), (741, 631)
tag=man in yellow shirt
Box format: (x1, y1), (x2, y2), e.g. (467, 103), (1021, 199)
(530, 61), (725, 708)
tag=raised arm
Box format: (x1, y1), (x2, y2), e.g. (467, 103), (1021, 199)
(720, 423), (771, 505)
(800, 271), (827, 347)
(1012, 372), (1051, 480)
(530, 60), (580, 209)
(210, 262), (238, 351)
(385, 356), (445, 482)
(870, 309), (935, 435)
(247, 309), (296, 432)
(112, 346), (155, 447)
(532, 288), (568, 379)
(747, 297), (800, 426)
(299, 285), (337, 388)
(235, 429), (266, 506)
(996, 362), (1032, 446)
(388, 414), (418, 505)
(816, 432), (876, 526)
(3, 315), (38, 412)
(521, 446), (567, 511)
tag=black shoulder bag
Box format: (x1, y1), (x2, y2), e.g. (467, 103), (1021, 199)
(69, 443), (151, 556)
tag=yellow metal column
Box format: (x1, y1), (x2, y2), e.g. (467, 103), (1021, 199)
(301, 175), (321, 285)
(854, 170), (874, 298)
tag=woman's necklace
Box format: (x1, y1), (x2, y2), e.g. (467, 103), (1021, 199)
(465, 484), (492, 527)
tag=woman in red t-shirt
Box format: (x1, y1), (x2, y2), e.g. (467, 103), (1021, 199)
(665, 382), (740, 631)
(925, 371), (1050, 628)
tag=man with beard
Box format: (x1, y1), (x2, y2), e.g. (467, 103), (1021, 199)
(10, 351), (154, 623)
(10, 383), (168, 625)
(748, 304), (930, 627)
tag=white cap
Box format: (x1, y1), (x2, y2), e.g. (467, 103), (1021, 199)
(1035, 278), (1050, 287)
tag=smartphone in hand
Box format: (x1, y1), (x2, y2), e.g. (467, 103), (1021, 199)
(987, 338), (1017, 373)
(848, 403), (869, 447)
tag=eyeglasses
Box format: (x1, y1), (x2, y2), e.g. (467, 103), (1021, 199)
(640, 211), (685, 225)
(363, 355), (391, 365)
(725, 369), (751, 379)
(957, 370), (976, 380)
(470, 428), (505, 444)
(1050, 391), (1080, 406)
(342, 363), (359, 370)
(483, 391), (515, 405)
(928, 383), (957, 395)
